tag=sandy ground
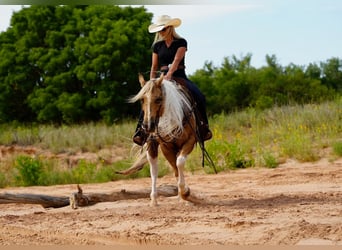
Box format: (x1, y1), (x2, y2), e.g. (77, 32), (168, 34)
(0, 157), (341, 246)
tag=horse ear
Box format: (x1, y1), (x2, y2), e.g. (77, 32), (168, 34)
(138, 73), (146, 87)
(156, 73), (164, 87)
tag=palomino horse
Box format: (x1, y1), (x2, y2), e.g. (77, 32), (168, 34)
(128, 73), (197, 206)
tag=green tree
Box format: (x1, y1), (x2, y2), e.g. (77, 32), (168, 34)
(190, 61), (217, 115)
(0, 5), (153, 124)
(305, 62), (321, 79)
(283, 63), (332, 103)
(321, 57), (342, 92)
(192, 54), (253, 114)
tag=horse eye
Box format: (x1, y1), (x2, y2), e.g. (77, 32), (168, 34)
(155, 97), (163, 104)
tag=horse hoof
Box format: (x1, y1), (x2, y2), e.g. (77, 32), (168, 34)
(150, 200), (158, 207)
(181, 187), (190, 200)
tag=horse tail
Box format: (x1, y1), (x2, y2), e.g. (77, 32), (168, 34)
(116, 147), (148, 175)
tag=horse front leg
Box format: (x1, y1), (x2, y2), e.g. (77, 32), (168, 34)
(147, 139), (159, 206)
(176, 154), (190, 200)
(147, 151), (158, 206)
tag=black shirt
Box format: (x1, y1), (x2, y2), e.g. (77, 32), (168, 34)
(152, 38), (187, 68)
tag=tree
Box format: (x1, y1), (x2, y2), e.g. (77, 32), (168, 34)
(190, 61), (217, 115)
(0, 5), (153, 124)
(321, 57), (342, 92)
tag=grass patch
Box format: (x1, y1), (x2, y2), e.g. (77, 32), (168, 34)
(188, 98), (341, 173)
(0, 122), (135, 153)
(0, 98), (341, 187)
(0, 154), (169, 188)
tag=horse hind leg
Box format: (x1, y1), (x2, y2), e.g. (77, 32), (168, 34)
(171, 164), (179, 178)
(161, 146), (178, 178)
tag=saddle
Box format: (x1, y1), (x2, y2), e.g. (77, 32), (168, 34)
(171, 76), (187, 88)
(171, 76), (212, 142)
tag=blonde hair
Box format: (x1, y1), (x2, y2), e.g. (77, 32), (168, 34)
(152, 26), (183, 46)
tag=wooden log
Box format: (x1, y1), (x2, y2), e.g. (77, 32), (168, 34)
(0, 184), (179, 209)
(70, 184), (178, 209)
(0, 193), (69, 208)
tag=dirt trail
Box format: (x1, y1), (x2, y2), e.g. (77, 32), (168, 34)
(0, 158), (341, 245)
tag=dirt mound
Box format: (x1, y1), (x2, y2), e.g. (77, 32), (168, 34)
(0, 158), (341, 245)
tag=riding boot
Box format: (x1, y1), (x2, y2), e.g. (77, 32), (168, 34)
(133, 111), (147, 146)
(195, 105), (212, 142)
(199, 122), (212, 141)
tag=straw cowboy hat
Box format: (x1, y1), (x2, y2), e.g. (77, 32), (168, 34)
(148, 15), (182, 33)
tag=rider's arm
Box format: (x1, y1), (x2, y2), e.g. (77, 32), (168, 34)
(166, 46), (186, 80)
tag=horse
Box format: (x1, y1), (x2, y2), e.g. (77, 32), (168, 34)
(127, 73), (197, 206)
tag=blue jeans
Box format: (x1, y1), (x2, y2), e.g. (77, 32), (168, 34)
(163, 69), (209, 125)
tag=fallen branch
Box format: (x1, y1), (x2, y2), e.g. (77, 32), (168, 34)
(0, 184), (178, 209)
(69, 184), (178, 209)
(0, 193), (69, 208)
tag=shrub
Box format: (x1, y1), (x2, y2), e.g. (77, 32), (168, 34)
(333, 141), (342, 156)
(206, 139), (254, 173)
(15, 156), (43, 186)
(262, 152), (278, 168)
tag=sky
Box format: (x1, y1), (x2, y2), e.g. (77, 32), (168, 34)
(0, 0), (341, 74)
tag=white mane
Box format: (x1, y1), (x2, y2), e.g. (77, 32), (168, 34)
(158, 79), (192, 137)
(129, 79), (192, 138)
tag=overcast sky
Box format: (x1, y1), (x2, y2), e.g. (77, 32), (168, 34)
(1, 1), (341, 74)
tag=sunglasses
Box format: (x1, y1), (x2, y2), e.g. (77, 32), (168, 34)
(160, 26), (169, 32)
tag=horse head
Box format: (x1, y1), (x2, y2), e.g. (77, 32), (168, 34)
(138, 73), (165, 133)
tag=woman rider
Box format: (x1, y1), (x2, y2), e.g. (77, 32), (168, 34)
(133, 15), (212, 145)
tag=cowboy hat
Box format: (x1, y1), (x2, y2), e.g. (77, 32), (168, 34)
(148, 15), (182, 33)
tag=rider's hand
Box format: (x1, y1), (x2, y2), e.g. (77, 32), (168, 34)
(165, 72), (172, 80)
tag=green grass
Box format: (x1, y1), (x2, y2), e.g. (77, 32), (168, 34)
(333, 141), (342, 156)
(0, 122), (135, 153)
(190, 98), (342, 173)
(0, 154), (170, 188)
(0, 98), (341, 187)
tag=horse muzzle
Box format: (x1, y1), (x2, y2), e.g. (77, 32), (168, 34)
(143, 120), (157, 133)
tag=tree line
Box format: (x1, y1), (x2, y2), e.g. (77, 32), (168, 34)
(0, 5), (341, 124)
(190, 54), (342, 115)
